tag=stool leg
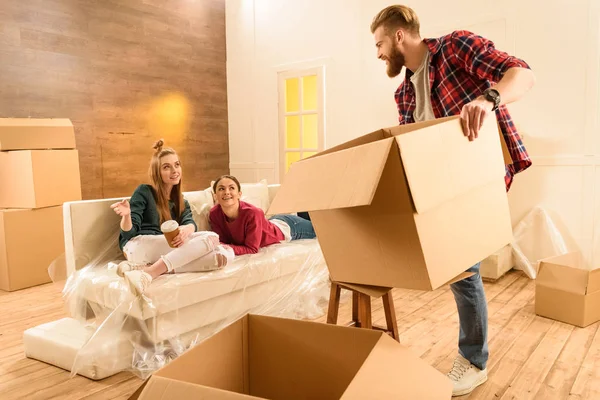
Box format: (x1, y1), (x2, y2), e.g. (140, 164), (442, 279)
(327, 282), (341, 324)
(352, 291), (359, 327)
(383, 292), (400, 342)
(359, 293), (372, 329)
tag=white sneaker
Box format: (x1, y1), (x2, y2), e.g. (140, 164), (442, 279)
(123, 270), (153, 296)
(447, 354), (488, 396)
(116, 261), (148, 277)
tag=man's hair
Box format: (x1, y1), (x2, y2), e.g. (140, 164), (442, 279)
(370, 5), (420, 36)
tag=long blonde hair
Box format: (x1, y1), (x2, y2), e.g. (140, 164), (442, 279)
(149, 139), (185, 224)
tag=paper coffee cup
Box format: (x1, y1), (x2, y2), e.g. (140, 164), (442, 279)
(161, 220), (180, 248)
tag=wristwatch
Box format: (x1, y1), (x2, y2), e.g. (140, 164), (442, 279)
(483, 88), (501, 111)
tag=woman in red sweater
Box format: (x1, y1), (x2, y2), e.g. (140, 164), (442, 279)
(209, 175), (315, 255)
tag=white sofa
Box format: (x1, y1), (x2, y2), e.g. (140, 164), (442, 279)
(24, 181), (330, 380)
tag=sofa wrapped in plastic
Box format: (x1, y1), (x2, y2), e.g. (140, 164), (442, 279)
(24, 182), (332, 380)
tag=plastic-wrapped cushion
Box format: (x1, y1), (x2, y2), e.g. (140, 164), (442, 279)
(23, 318), (131, 380)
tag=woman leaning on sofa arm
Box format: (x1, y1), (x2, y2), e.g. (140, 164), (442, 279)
(209, 175), (316, 255)
(109, 139), (234, 296)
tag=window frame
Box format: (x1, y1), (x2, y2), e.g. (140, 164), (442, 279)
(277, 66), (325, 181)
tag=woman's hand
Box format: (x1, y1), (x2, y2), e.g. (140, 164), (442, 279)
(172, 224), (195, 247)
(110, 199), (132, 231)
(110, 199), (130, 217)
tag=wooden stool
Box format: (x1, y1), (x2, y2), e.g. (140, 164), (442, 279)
(326, 280), (400, 342)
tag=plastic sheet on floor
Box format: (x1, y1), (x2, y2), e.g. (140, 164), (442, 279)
(511, 206), (570, 279)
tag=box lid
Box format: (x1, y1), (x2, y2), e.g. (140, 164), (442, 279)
(268, 115), (505, 215)
(342, 334), (452, 398)
(0, 118), (75, 150)
(389, 115), (506, 214)
(137, 376), (258, 400)
(538, 252), (600, 295)
(268, 138), (394, 213)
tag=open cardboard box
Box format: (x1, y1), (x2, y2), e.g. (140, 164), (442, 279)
(535, 251), (600, 327)
(268, 115), (513, 290)
(130, 314), (452, 399)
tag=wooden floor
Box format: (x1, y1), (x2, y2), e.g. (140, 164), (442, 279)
(1, 270), (599, 399)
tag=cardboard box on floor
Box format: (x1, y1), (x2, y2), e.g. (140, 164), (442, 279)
(535, 252), (600, 327)
(0, 149), (82, 208)
(268, 115), (513, 290)
(0, 206), (65, 291)
(129, 314), (452, 399)
(0, 118), (76, 151)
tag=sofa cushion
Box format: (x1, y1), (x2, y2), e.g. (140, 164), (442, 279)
(184, 188), (214, 232)
(209, 179), (271, 214)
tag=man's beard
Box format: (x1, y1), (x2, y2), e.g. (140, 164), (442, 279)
(386, 46), (405, 78)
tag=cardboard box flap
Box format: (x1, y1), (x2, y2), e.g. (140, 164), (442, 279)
(341, 334), (452, 398)
(306, 129), (389, 159)
(392, 115), (505, 214)
(149, 316), (248, 394)
(248, 315), (379, 400)
(268, 138), (394, 214)
(586, 268), (600, 294)
(137, 376), (257, 400)
(538, 255), (590, 295)
(540, 252), (583, 268)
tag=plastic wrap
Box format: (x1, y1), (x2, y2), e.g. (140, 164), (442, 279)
(61, 234), (333, 380)
(510, 206), (569, 279)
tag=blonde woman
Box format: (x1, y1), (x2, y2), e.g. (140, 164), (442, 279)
(111, 140), (233, 295)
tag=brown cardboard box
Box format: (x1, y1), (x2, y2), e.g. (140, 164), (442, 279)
(480, 244), (514, 281)
(268, 115), (512, 290)
(0, 206), (65, 291)
(535, 252), (600, 327)
(0, 118), (76, 151)
(0, 150), (82, 208)
(130, 314), (452, 399)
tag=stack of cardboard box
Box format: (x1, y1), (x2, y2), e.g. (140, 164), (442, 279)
(0, 118), (82, 291)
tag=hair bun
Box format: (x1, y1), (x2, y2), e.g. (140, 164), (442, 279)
(153, 139), (164, 152)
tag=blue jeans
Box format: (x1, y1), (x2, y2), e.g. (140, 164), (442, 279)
(269, 214), (316, 240)
(450, 262), (488, 370)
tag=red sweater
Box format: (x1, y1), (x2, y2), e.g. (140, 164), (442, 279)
(209, 201), (285, 255)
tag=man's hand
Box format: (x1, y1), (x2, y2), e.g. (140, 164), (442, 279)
(460, 96), (494, 141)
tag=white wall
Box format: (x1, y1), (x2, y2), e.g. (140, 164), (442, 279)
(226, 0), (600, 266)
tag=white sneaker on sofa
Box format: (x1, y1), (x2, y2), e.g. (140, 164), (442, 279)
(122, 270), (153, 296)
(447, 354), (488, 397)
(116, 261), (148, 277)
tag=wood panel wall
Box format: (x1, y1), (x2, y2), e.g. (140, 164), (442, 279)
(0, 0), (228, 199)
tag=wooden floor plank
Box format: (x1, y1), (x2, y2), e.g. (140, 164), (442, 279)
(500, 320), (574, 399)
(2, 270), (600, 400)
(568, 322), (600, 400)
(470, 315), (555, 399)
(537, 322), (599, 399)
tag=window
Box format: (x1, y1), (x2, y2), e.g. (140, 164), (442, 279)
(278, 67), (324, 180)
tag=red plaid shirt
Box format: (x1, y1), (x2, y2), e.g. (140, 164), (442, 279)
(394, 30), (532, 191)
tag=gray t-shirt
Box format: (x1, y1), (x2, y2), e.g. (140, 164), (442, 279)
(410, 49), (436, 122)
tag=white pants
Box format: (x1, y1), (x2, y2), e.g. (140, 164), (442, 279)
(123, 232), (234, 273)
